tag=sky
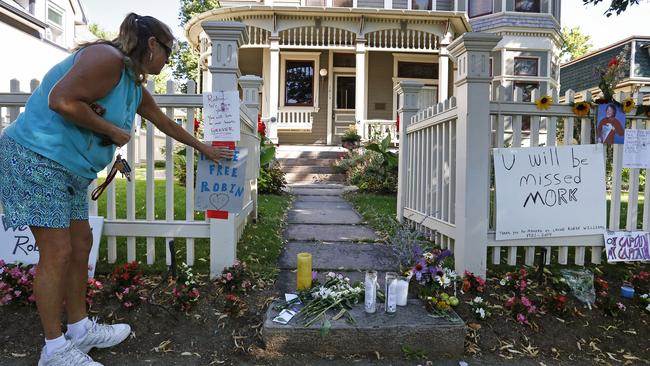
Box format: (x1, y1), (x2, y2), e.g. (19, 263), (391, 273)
(81, 0), (650, 49)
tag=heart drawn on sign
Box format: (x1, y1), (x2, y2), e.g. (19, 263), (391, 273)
(209, 193), (230, 211)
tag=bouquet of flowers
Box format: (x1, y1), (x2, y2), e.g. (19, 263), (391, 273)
(290, 272), (364, 327)
(469, 296), (491, 320)
(594, 45), (630, 103)
(218, 260), (253, 295)
(409, 247), (454, 287)
(172, 263), (201, 312)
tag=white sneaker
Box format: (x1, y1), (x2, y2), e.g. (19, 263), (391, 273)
(70, 318), (131, 353)
(37, 340), (103, 366)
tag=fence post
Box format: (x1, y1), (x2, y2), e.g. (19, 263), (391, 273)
(447, 33), (501, 278)
(201, 21), (248, 279)
(239, 75), (263, 221)
(396, 81), (423, 223)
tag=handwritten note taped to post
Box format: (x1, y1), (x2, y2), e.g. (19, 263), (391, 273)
(493, 145), (606, 240)
(203, 91), (240, 141)
(604, 231), (650, 262)
(195, 148), (248, 213)
(0, 216), (103, 277)
(623, 129), (650, 168)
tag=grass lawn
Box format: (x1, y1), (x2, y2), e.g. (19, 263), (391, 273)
(94, 178), (290, 277)
(344, 193), (397, 237)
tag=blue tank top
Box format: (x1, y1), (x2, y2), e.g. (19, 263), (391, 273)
(4, 48), (143, 179)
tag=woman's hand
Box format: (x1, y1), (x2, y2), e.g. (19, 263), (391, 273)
(107, 127), (131, 147)
(201, 143), (234, 163)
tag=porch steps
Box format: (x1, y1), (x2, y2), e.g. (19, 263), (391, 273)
(276, 145), (348, 184)
(262, 184), (466, 359)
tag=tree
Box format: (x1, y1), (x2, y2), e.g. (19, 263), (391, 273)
(172, 0), (220, 92)
(560, 27), (593, 62)
(88, 23), (115, 40)
(582, 0), (640, 16)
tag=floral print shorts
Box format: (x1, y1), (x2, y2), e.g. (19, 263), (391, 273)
(0, 134), (92, 229)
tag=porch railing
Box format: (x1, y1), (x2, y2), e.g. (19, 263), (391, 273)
(366, 119), (398, 144)
(275, 109), (314, 130)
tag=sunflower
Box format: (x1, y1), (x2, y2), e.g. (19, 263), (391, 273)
(535, 95), (553, 110)
(622, 98), (635, 113)
(572, 101), (591, 117)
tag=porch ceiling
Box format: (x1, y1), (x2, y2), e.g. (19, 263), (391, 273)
(185, 5), (471, 48)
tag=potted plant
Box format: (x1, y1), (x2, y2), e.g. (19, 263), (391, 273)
(341, 126), (361, 150)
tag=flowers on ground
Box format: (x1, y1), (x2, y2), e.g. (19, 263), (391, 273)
(504, 295), (537, 325)
(111, 261), (146, 309)
(500, 267), (529, 294)
(409, 247), (453, 287)
(0, 261), (36, 305)
(463, 271), (486, 294)
(469, 296), (491, 320)
(172, 263), (201, 312)
(218, 260), (253, 295)
(86, 277), (103, 307)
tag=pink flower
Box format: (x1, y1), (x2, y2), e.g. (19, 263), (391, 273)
(13, 290), (21, 297)
(527, 305), (537, 314)
(616, 302), (626, 311)
(476, 276), (486, 286)
(225, 273), (233, 281)
(520, 296), (531, 308)
(516, 313), (529, 325)
(518, 280), (527, 290)
(28, 294), (35, 303)
(505, 297), (515, 308)
(124, 301), (133, 308)
(0, 259), (6, 267)
(1, 294), (12, 304)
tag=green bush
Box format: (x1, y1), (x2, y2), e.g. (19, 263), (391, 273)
(258, 160), (286, 194)
(334, 148), (398, 194)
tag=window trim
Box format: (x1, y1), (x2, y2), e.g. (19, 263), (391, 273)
(467, 0), (493, 18)
(514, 0), (541, 13)
(512, 81), (539, 102)
(513, 56), (540, 77)
(45, 1), (65, 45)
(392, 53), (439, 119)
(334, 74), (356, 111)
(280, 52), (321, 110)
(409, 0), (432, 11)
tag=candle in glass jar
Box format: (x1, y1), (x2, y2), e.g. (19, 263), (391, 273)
(395, 277), (409, 306)
(296, 252), (312, 290)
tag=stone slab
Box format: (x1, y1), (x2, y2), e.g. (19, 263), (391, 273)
(285, 224), (379, 242)
(290, 188), (346, 196)
(291, 201), (352, 210)
(278, 242), (398, 271)
(262, 299), (465, 358)
(287, 208), (361, 224)
(287, 183), (348, 189)
(293, 195), (348, 203)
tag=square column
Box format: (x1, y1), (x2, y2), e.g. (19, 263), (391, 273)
(355, 38), (368, 140)
(267, 36), (280, 143)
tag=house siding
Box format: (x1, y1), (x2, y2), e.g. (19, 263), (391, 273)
(560, 44), (627, 95)
(367, 51), (394, 120)
(434, 0), (452, 10)
(278, 51), (329, 145)
(393, 0), (408, 9)
(358, 0), (383, 8)
(470, 13), (559, 32)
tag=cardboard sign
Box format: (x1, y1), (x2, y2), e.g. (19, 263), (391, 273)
(604, 231), (650, 262)
(195, 148), (248, 213)
(202, 91), (240, 141)
(623, 129), (650, 168)
(493, 145), (606, 240)
(0, 215), (104, 277)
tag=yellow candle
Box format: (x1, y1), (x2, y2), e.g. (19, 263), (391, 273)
(296, 252), (313, 290)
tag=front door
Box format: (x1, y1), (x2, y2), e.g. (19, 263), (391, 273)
(333, 74), (356, 141)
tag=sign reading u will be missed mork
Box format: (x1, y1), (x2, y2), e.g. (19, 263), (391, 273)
(195, 148), (249, 213)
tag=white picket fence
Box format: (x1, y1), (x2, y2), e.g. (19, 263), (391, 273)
(397, 33), (650, 276)
(0, 22), (263, 279)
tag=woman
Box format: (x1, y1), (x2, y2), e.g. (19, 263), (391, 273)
(597, 103), (625, 144)
(0, 14), (232, 366)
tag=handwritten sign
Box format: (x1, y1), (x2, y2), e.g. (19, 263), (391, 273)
(623, 129), (650, 168)
(604, 231), (650, 262)
(195, 148), (248, 213)
(203, 91), (240, 141)
(0, 215), (104, 277)
(493, 145), (606, 240)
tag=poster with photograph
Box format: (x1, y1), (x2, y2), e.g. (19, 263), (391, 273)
(596, 103), (626, 144)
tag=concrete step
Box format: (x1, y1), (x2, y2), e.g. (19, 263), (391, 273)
(287, 207), (362, 224)
(278, 158), (338, 166)
(278, 242), (398, 271)
(285, 224), (380, 242)
(262, 298), (465, 358)
(276, 151), (347, 160)
(281, 165), (336, 174)
(284, 173), (346, 184)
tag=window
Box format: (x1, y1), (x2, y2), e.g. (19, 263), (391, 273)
(46, 2), (65, 46)
(397, 62), (437, 79)
(513, 82), (538, 102)
(513, 57), (538, 76)
(411, 0), (432, 10)
(335, 76), (355, 110)
(333, 0), (353, 7)
(515, 0), (540, 13)
(305, 0), (326, 5)
(489, 58), (493, 78)
(468, 0), (493, 18)
(285, 61), (315, 106)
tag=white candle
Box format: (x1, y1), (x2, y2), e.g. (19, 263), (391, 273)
(396, 278), (409, 306)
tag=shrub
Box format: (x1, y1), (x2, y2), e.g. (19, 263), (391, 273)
(218, 260), (253, 295)
(258, 160), (286, 194)
(334, 148), (398, 194)
(0, 261), (36, 305)
(172, 263), (200, 312)
(111, 261), (146, 309)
